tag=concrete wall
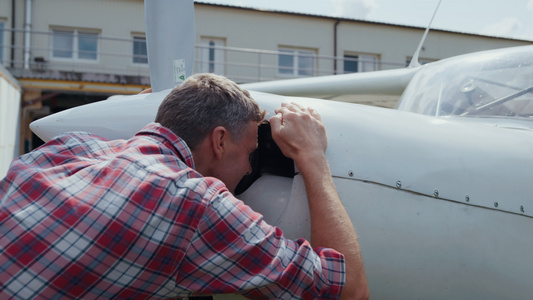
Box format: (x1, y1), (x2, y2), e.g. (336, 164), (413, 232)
(2, 1), (532, 84)
(195, 5), (337, 81)
(0, 64), (21, 179)
(30, 0), (147, 76)
(195, 3), (531, 81)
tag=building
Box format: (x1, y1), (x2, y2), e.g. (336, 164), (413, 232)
(0, 63), (21, 178)
(1, 0), (531, 153)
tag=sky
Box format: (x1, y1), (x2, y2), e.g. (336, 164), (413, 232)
(197, 0), (533, 41)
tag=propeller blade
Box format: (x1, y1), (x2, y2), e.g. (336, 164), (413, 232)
(145, 0), (195, 92)
(29, 92), (166, 142)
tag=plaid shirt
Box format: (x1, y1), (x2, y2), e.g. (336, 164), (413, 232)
(0, 123), (345, 299)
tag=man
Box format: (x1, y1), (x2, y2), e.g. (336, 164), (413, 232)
(0, 73), (368, 299)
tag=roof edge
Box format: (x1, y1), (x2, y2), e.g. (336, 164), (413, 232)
(194, 1), (533, 43)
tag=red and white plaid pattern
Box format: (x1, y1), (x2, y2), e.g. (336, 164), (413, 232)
(0, 123), (344, 299)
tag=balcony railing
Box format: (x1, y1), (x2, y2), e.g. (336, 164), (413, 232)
(1, 28), (406, 85)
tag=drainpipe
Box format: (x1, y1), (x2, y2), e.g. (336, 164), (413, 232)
(11, 0), (15, 68)
(333, 19), (340, 75)
(24, 0), (32, 69)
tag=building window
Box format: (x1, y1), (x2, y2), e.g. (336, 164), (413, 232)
(344, 54), (378, 73)
(133, 36), (147, 64)
(278, 48), (316, 76)
(199, 37), (225, 75)
(52, 29), (98, 60)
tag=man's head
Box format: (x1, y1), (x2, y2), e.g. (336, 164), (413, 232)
(155, 73), (265, 192)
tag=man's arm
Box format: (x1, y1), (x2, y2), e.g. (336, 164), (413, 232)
(269, 102), (369, 300)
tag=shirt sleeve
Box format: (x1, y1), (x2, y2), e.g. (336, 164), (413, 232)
(174, 185), (345, 299)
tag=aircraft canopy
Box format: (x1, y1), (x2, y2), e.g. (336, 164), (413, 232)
(397, 45), (533, 121)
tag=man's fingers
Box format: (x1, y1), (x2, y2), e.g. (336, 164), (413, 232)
(269, 112), (283, 132)
(269, 112), (293, 158)
(280, 102), (306, 113)
(308, 106), (322, 121)
(278, 102), (321, 120)
(286, 102), (305, 111)
(270, 102), (327, 160)
(275, 106), (290, 116)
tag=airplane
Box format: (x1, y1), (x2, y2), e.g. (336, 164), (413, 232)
(28, 0), (533, 299)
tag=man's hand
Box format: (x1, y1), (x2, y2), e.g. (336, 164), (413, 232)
(269, 102), (327, 169)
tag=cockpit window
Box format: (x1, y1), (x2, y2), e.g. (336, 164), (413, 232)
(397, 46), (533, 120)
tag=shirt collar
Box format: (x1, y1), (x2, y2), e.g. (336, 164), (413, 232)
(135, 122), (196, 169)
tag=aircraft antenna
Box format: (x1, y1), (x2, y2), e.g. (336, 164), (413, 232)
(409, 0), (442, 68)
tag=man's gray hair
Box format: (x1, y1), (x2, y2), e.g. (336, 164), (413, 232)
(155, 73), (265, 150)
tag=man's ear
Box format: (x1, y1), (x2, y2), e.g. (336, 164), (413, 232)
(211, 126), (229, 159)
